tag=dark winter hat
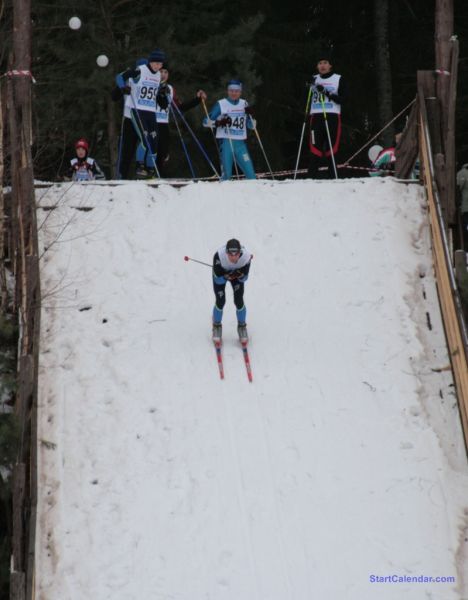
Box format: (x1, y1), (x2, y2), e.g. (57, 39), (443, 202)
(148, 49), (166, 63)
(317, 52), (333, 64)
(75, 138), (89, 152)
(227, 79), (242, 90)
(161, 63), (169, 71)
(226, 238), (242, 254)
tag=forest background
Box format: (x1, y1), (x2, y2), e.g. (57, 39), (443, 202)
(0, 0), (466, 180)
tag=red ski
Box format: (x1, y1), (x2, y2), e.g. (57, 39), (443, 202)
(240, 340), (253, 383)
(213, 340), (224, 379)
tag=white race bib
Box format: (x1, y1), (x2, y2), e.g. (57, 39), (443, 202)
(216, 98), (248, 140)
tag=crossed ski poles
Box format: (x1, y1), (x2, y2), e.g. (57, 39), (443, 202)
(169, 101), (196, 178)
(319, 92), (338, 179)
(129, 92), (161, 178)
(172, 99), (221, 179)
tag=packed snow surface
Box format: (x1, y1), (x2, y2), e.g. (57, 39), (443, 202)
(35, 178), (468, 599)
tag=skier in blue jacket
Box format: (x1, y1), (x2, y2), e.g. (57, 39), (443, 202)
(204, 80), (256, 181)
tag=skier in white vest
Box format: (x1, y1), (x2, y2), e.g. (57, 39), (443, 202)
(154, 64), (207, 177)
(64, 138), (105, 181)
(204, 80), (256, 181)
(308, 55), (346, 178)
(212, 238), (252, 342)
(118, 49), (168, 177)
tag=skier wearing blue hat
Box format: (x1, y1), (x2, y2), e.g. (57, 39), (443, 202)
(116, 49), (169, 177)
(204, 80), (256, 181)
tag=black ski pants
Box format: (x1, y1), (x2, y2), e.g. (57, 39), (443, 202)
(213, 279), (245, 310)
(308, 112), (341, 179)
(156, 123), (170, 177)
(118, 118), (139, 179)
(118, 111), (160, 178)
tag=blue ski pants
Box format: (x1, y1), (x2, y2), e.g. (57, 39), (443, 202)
(219, 138), (256, 181)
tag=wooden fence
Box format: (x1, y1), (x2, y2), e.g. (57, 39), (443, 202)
(418, 97), (468, 452)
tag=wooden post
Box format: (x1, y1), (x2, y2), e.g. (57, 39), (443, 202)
(8, 1), (40, 600)
(9, 572), (25, 600)
(445, 39), (459, 225)
(0, 82), (6, 309)
(11, 464), (26, 573)
(394, 101), (418, 179)
(435, 0), (456, 226)
(435, 0), (453, 135)
(417, 71), (448, 224)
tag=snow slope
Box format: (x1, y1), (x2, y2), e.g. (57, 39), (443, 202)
(36, 178), (468, 600)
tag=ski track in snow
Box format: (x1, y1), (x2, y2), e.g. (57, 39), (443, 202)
(35, 178), (468, 600)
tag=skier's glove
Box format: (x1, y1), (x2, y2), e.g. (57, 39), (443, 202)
(157, 92), (169, 109)
(122, 85), (131, 95)
(245, 106), (254, 115)
(226, 270), (243, 280)
(217, 115), (232, 127)
(316, 84), (325, 93)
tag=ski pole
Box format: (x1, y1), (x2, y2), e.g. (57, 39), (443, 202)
(129, 92), (161, 178)
(201, 98), (223, 171)
(170, 103), (196, 178)
(319, 93), (338, 179)
(184, 256), (212, 268)
(343, 98), (415, 166)
(249, 117), (274, 179)
(172, 100), (220, 178)
(227, 134), (240, 179)
(293, 85), (313, 180)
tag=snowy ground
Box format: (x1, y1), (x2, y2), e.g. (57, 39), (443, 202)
(35, 178), (468, 600)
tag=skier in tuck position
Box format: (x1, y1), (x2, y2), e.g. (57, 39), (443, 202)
(212, 238), (252, 342)
(204, 80), (256, 181)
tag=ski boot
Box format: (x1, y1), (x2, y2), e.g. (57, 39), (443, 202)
(212, 322), (222, 342)
(237, 322), (248, 344)
(135, 163), (152, 179)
